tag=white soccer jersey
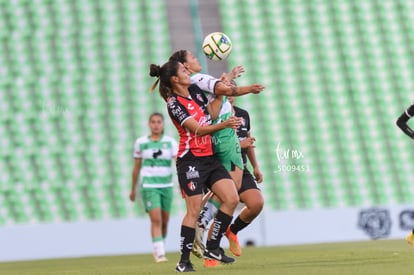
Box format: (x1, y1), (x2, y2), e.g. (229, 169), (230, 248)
(133, 135), (178, 188)
(190, 73), (232, 122)
(190, 73), (220, 96)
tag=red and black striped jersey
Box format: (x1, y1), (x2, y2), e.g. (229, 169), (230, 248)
(167, 84), (214, 158)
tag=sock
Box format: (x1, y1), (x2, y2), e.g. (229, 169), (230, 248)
(198, 199), (220, 228)
(230, 216), (250, 235)
(152, 238), (165, 257)
(206, 209), (232, 250)
(179, 226), (195, 262)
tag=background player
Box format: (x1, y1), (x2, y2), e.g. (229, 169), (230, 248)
(129, 112), (178, 263)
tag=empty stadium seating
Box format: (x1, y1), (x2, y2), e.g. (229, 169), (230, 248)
(219, 0), (414, 208)
(0, 0), (182, 224)
(2, 0), (414, 225)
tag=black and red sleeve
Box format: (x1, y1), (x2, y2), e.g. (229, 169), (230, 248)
(167, 96), (191, 126)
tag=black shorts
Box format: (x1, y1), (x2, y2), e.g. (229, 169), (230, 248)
(238, 167), (260, 195)
(177, 154), (232, 197)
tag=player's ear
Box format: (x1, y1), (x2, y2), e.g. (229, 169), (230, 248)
(183, 63), (193, 73)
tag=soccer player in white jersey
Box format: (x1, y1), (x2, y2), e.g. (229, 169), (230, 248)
(129, 112), (178, 263)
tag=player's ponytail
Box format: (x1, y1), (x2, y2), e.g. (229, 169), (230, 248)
(148, 61), (180, 101)
(149, 64), (161, 93)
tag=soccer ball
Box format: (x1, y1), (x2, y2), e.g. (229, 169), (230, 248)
(202, 32), (232, 61)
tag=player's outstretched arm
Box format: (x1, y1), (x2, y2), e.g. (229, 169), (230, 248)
(214, 82), (265, 97)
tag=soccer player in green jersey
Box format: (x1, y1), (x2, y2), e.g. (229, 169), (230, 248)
(130, 112), (178, 263)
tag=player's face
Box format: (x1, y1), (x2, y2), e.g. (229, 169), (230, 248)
(149, 115), (164, 135)
(184, 51), (202, 73)
(175, 63), (191, 86)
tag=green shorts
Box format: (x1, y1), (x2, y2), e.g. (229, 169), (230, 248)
(213, 134), (243, 171)
(140, 187), (173, 213)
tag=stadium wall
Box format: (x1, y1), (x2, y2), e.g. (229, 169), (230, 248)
(1, 205), (411, 262)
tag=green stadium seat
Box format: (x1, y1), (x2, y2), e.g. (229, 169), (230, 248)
(218, 0), (414, 210)
(4, 0), (414, 225)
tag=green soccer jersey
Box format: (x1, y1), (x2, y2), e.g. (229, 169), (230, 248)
(133, 135), (178, 188)
(211, 96), (236, 140)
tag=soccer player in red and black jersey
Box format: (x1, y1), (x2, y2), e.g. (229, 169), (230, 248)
(149, 60), (241, 272)
(396, 102), (414, 247)
(168, 50), (265, 263)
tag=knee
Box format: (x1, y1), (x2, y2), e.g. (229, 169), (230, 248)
(244, 193), (264, 214)
(226, 192), (240, 210)
(151, 217), (162, 227)
(251, 200), (264, 215)
(218, 193), (239, 211)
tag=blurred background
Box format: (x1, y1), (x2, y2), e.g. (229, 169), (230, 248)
(2, 0), (414, 261)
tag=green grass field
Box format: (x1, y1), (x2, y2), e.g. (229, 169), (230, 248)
(1, 240), (413, 275)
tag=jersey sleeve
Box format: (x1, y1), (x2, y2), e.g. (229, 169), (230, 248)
(167, 97), (192, 126)
(396, 103), (414, 139)
(191, 73), (220, 94)
(133, 138), (142, 158)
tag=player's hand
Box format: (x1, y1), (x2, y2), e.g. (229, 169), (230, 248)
(249, 84), (265, 94)
(253, 167), (263, 183)
(129, 190), (136, 202)
(230, 65), (245, 79)
(240, 137), (256, 148)
(225, 116), (242, 129)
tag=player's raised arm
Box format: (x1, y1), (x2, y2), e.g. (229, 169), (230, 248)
(396, 103), (414, 139)
(220, 65), (245, 83)
(169, 50), (265, 97)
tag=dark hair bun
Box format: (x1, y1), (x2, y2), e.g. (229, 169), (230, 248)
(149, 64), (161, 77)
